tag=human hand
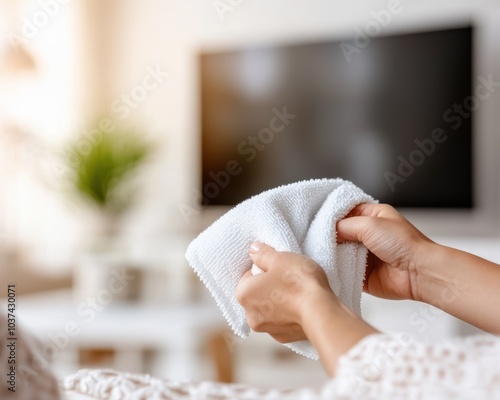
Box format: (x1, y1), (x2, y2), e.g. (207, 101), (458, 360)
(236, 241), (378, 375)
(236, 242), (339, 344)
(337, 203), (435, 301)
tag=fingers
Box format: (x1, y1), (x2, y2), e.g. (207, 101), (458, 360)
(238, 269), (253, 284)
(237, 242), (280, 301)
(346, 203), (396, 218)
(235, 269), (259, 306)
(236, 244), (271, 300)
(248, 242), (279, 272)
(337, 204), (400, 244)
(345, 203), (377, 218)
(336, 216), (372, 244)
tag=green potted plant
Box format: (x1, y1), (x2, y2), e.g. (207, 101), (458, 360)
(66, 125), (152, 302)
(68, 128), (151, 239)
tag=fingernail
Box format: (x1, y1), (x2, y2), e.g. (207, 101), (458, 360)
(249, 241), (263, 253)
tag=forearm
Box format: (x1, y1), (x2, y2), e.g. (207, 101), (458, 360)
(301, 291), (379, 377)
(417, 242), (500, 333)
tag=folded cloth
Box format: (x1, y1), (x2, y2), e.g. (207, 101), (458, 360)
(185, 178), (376, 359)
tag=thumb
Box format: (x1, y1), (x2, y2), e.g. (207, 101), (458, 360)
(336, 216), (371, 244)
(249, 242), (278, 272)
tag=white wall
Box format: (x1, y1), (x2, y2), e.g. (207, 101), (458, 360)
(0, 0), (82, 270)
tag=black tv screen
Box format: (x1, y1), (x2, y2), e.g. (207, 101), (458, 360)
(200, 27), (473, 208)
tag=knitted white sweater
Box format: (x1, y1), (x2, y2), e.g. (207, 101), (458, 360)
(62, 333), (500, 400)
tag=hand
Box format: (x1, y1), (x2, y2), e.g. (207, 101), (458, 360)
(236, 241), (379, 376)
(337, 203), (434, 301)
(236, 242), (338, 343)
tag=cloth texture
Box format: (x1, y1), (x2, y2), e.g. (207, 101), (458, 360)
(62, 333), (500, 399)
(185, 178), (375, 359)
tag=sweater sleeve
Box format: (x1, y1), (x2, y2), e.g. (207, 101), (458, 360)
(327, 333), (500, 399)
(61, 333), (500, 399)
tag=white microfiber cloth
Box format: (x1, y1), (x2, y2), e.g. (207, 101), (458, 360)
(185, 178), (376, 360)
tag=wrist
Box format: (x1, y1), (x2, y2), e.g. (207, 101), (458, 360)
(413, 241), (454, 304)
(412, 242), (500, 333)
(297, 287), (339, 326)
(299, 288), (378, 376)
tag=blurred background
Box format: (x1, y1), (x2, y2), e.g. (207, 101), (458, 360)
(1, 0), (500, 390)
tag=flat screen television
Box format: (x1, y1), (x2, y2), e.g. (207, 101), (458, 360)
(199, 27), (473, 209)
